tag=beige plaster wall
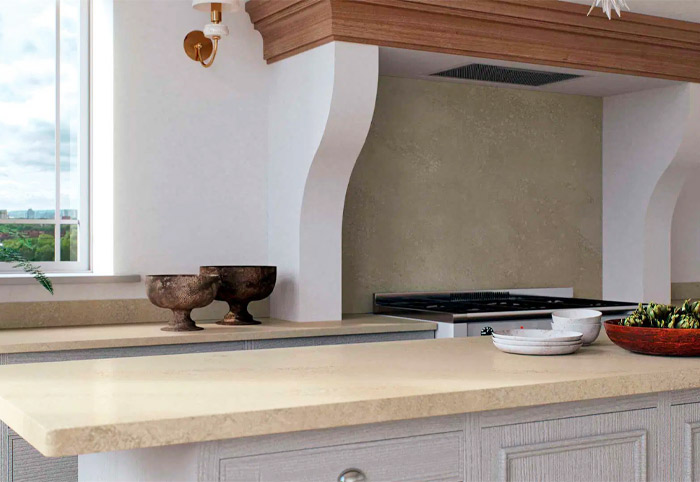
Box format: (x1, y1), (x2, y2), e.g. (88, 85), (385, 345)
(0, 299), (269, 329)
(342, 76), (603, 313)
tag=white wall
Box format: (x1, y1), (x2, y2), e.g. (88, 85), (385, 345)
(672, 168), (700, 283)
(0, 0), (269, 303)
(603, 84), (700, 303)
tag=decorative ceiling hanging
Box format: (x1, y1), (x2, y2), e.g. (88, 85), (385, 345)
(588, 0), (631, 19)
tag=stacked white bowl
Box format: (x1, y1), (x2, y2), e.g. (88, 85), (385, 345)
(492, 329), (583, 356)
(551, 309), (602, 346)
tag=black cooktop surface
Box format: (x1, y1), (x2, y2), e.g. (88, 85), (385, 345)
(375, 292), (636, 315)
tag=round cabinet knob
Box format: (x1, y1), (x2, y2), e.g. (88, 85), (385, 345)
(338, 468), (367, 482)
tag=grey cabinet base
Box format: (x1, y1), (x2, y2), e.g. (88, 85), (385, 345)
(0, 330), (432, 482)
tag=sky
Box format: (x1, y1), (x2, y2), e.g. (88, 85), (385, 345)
(0, 0), (81, 215)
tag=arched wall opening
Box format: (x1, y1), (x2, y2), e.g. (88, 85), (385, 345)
(671, 167), (700, 302)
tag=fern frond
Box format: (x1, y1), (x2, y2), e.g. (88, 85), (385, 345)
(0, 247), (54, 294)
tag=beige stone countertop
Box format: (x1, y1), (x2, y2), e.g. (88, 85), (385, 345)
(2, 334), (700, 457)
(0, 315), (435, 354)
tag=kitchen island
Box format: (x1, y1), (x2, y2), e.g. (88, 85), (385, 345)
(0, 335), (699, 481)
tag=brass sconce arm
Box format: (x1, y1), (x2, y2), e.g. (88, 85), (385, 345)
(195, 37), (219, 68)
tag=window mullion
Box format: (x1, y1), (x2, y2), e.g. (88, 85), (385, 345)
(55, 0), (62, 263)
(82, 0), (91, 271)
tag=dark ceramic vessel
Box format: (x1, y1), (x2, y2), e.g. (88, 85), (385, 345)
(199, 266), (277, 325)
(146, 274), (221, 332)
(604, 320), (700, 356)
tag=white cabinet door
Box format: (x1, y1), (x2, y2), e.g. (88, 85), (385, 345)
(217, 431), (464, 482)
(671, 402), (700, 482)
(480, 408), (656, 482)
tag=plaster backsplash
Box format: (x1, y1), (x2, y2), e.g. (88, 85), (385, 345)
(342, 76), (602, 314)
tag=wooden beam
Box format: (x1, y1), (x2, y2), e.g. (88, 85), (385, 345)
(246, 0), (700, 82)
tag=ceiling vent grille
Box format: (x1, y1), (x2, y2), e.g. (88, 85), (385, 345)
(431, 63), (581, 87)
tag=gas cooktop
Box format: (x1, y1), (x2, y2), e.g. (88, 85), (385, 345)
(373, 291), (638, 323)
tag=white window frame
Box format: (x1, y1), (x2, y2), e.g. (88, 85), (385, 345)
(0, 0), (91, 273)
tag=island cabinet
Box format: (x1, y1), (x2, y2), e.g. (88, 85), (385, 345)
(670, 397), (700, 481)
(0, 330), (432, 482)
(124, 391), (697, 482)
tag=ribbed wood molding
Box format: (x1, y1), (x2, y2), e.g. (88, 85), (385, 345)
(246, 0), (700, 81)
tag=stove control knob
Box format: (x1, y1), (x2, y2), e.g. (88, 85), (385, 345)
(338, 469), (366, 482)
(480, 326), (494, 336)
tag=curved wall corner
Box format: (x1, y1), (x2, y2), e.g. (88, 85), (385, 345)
(268, 41), (379, 321)
(603, 83), (700, 303)
(671, 168), (700, 284)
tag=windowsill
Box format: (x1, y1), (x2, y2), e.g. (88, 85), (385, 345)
(0, 273), (141, 285)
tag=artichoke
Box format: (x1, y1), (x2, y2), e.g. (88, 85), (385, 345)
(667, 313), (678, 329)
(622, 303), (649, 327)
(647, 302), (672, 327)
(680, 300), (694, 316)
(692, 301), (700, 318)
(676, 314), (695, 329)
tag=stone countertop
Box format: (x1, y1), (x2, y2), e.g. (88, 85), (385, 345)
(0, 315), (435, 354)
(2, 333), (700, 457)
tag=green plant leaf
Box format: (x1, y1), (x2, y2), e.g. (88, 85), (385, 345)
(0, 247), (53, 294)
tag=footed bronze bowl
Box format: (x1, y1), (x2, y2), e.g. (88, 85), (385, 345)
(200, 266), (276, 325)
(146, 274), (220, 332)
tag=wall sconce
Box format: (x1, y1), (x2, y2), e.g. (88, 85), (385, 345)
(184, 0), (241, 68)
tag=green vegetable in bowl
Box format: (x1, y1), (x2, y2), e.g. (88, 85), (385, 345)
(622, 300), (700, 329)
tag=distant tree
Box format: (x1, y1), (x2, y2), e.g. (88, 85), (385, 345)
(60, 228), (78, 261)
(33, 234), (54, 261)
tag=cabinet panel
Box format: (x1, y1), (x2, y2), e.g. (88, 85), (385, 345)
(480, 408), (656, 482)
(218, 431), (464, 482)
(6, 430), (76, 482)
(671, 402), (700, 482)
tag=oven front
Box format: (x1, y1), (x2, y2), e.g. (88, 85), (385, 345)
(435, 313), (626, 338)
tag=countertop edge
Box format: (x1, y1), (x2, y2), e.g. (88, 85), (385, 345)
(26, 368), (700, 457)
(0, 316), (436, 355)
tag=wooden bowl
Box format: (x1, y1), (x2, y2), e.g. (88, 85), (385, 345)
(604, 320), (700, 356)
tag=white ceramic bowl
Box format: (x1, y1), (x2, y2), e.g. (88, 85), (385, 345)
(492, 339), (582, 356)
(492, 329), (583, 342)
(551, 320), (601, 345)
(551, 309), (602, 324)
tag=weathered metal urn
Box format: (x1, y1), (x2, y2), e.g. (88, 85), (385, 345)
(146, 274), (221, 332)
(199, 266), (277, 325)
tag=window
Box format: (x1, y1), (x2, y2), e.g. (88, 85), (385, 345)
(0, 0), (90, 272)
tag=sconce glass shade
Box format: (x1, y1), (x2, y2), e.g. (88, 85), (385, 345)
(192, 0), (242, 13)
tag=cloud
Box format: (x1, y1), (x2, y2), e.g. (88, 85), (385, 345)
(0, 1), (82, 212)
